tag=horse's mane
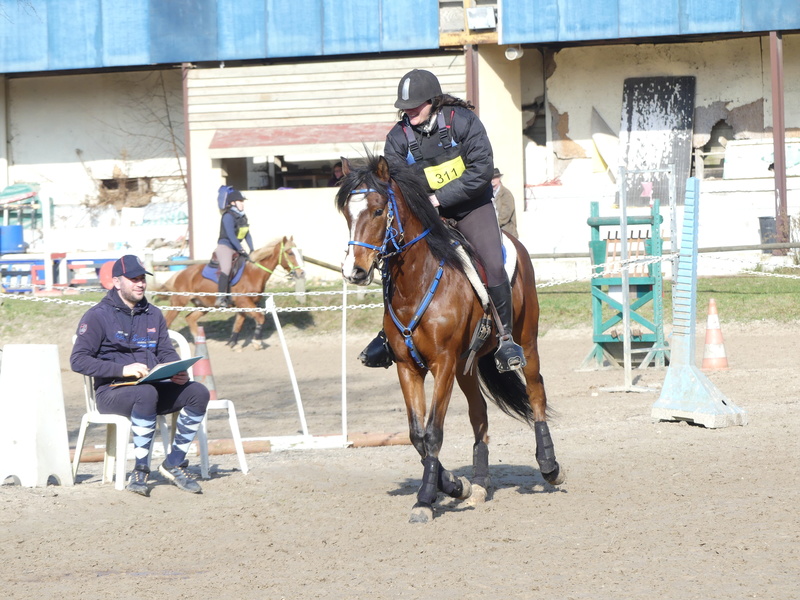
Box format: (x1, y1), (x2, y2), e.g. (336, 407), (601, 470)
(250, 237), (288, 262)
(336, 154), (466, 272)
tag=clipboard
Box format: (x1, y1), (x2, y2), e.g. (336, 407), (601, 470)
(110, 356), (203, 387)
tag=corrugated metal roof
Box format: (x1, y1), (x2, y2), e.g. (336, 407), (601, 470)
(0, 0), (796, 75)
(500, 0), (800, 45)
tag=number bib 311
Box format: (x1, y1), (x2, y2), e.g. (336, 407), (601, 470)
(423, 155), (466, 190)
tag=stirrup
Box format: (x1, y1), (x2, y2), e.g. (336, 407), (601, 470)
(494, 335), (526, 372)
(358, 331), (395, 368)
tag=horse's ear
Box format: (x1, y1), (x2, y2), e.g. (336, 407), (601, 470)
(376, 156), (391, 183)
(341, 158), (351, 176)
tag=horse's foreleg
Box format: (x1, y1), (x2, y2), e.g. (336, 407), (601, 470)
(396, 364), (439, 523)
(249, 310), (267, 349)
(164, 305), (180, 329)
(185, 310), (205, 344)
(396, 364), (427, 458)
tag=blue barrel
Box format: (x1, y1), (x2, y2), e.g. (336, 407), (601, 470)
(169, 256), (189, 271)
(0, 225), (25, 254)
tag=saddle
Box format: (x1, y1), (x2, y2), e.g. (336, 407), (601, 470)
(441, 220), (518, 310)
(201, 252), (247, 286)
(440, 221), (519, 374)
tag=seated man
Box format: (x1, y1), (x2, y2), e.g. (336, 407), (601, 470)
(70, 255), (210, 497)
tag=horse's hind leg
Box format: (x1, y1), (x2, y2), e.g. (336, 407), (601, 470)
(456, 369), (491, 503)
(227, 314), (246, 347)
(522, 341), (564, 486)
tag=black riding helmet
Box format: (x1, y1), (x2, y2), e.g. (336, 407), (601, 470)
(394, 69), (442, 109)
(226, 190), (246, 204)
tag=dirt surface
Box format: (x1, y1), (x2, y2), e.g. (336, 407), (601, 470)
(1, 317), (799, 599)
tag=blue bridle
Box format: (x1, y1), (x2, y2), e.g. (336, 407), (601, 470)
(347, 184), (445, 370)
(347, 186), (430, 260)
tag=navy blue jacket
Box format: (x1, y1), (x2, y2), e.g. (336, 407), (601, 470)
(70, 289), (180, 389)
(218, 208), (253, 254)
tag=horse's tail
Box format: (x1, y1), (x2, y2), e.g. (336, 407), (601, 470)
(476, 354), (536, 425)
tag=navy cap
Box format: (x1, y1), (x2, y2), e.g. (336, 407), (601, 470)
(112, 255), (152, 279)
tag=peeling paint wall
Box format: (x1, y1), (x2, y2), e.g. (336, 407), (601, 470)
(523, 35), (800, 188)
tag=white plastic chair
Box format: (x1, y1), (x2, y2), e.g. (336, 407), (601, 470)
(72, 335), (173, 490)
(167, 330), (249, 476)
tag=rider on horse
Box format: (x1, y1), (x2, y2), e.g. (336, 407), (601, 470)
(359, 68), (527, 373)
(214, 188), (254, 307)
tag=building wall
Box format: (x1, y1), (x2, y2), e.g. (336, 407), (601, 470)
(517, 34), (800, 270)
(477, 45), (526, 222)
(3, 39), (799, 279)
(7, 69), (186, 206)
(186, 53), (467, 259)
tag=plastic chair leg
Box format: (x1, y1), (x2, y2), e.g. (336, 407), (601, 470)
(197, 419), (210, 480)
(103, 424), (117, 486)
(226, 405), (249, 475)
(72, 415), (90, 480)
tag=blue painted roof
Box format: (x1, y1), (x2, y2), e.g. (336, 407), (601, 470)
(0, 0), (796, 74)
(501, 0), (800, 44)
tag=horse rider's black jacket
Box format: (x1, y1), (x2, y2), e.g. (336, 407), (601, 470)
(384, 105), (494, 221)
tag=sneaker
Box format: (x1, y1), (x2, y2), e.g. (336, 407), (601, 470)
(126, 465), (150, 496)
(158, 460), (202, 494)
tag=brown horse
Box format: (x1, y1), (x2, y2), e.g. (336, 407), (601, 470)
(337, 156), (563, 523)
(162, 236), (304, 347)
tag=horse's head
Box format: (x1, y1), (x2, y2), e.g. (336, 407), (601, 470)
(250, 236), (305, 280)
(336, 156), (394, 286)
(279, 236), (305, 280)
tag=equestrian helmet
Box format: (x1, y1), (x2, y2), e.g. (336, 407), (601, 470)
(394, 69), (442, 109)
(226, 189), (246, 204)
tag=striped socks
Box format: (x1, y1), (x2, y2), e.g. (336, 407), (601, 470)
(165, 407), (205, 467)
(130, 409), (157, 470)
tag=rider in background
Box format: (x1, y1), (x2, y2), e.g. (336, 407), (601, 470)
(215, 189), (254, 307)
(359, 69), (526, 373)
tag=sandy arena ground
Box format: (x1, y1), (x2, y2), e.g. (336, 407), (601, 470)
(1, 315), (798, 599)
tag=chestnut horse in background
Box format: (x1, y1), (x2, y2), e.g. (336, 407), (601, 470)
(161, 236), (304, 347)
(336, 156), (563, 523)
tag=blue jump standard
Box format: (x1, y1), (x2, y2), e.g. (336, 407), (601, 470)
(650, 178), (746, 428)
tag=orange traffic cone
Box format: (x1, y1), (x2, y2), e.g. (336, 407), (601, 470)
(701, 298), (729, 371)
(192, 325), (218, 400)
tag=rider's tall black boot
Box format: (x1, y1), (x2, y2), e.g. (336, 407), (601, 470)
(358, 329), (395, 368)
(487, 282), (527, 372)
(215, 273), (231, 307)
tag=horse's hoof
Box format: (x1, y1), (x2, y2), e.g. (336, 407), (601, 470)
(409, 503), (433, 524)
(464, 484), (487, 506)
(457, 476), (472, 500)
(542, 462), (565, 486)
